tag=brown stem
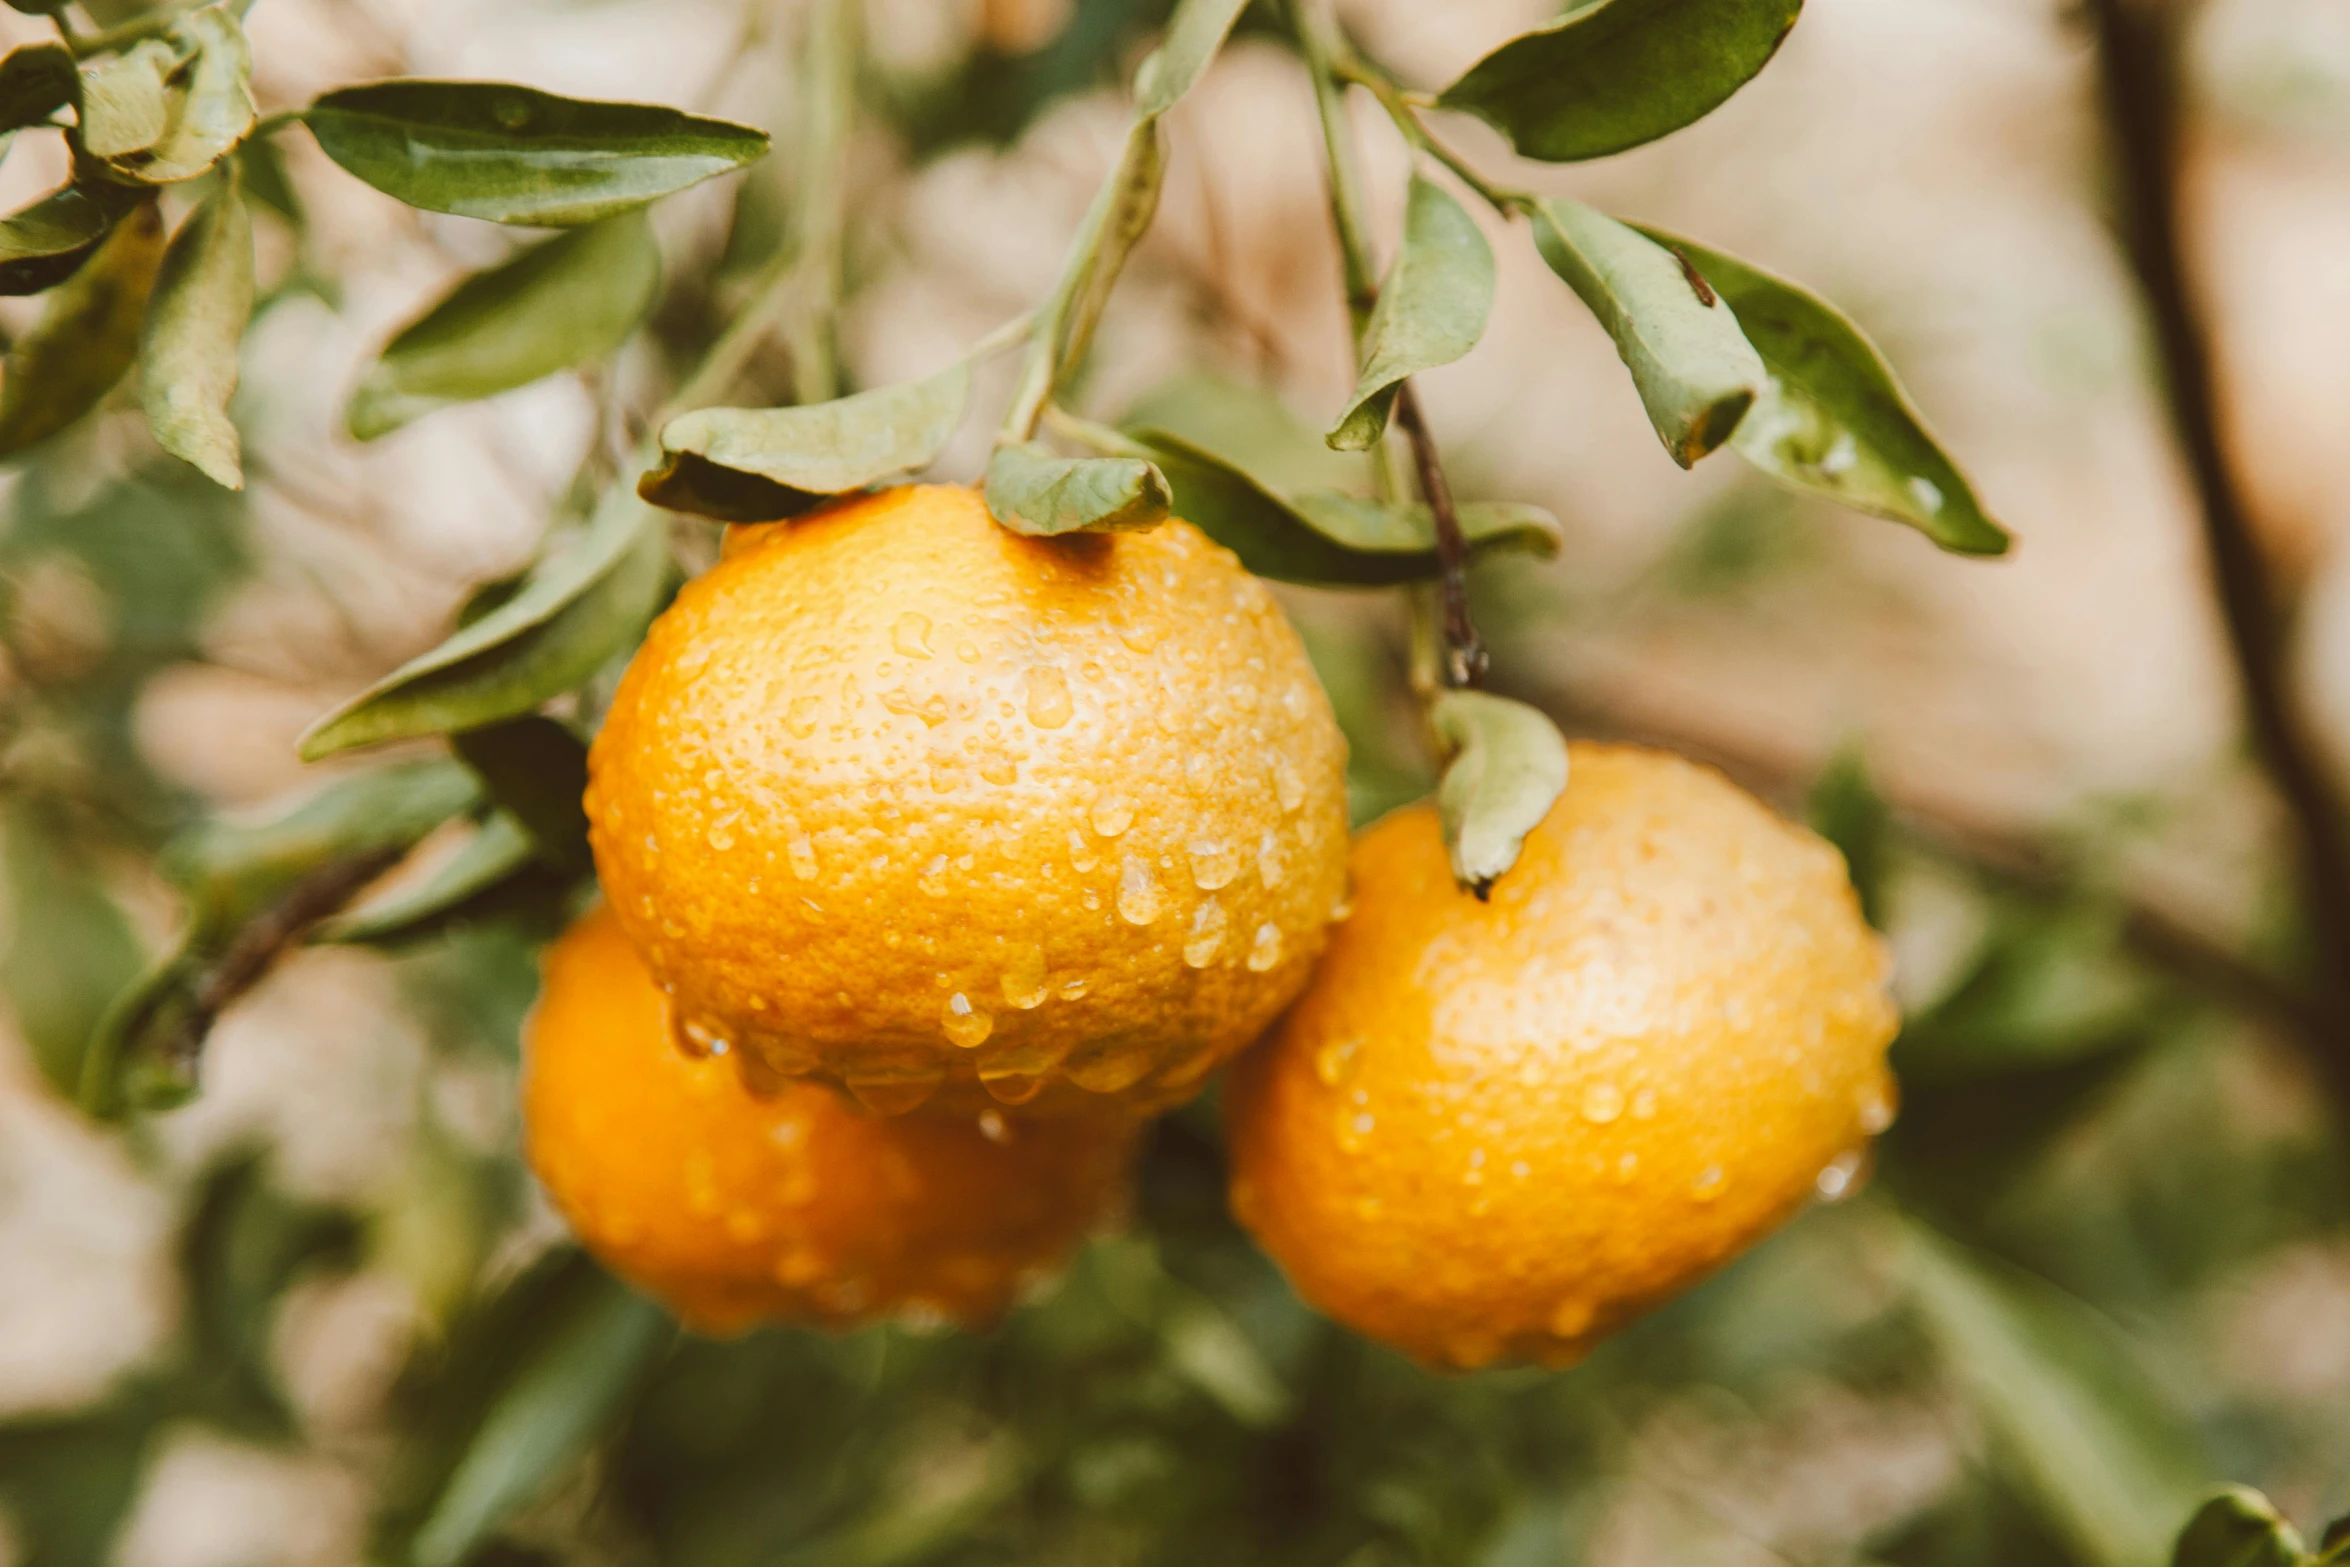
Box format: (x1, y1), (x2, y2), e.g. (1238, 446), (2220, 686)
(1393, 380), (1486, 689)
(2085, 0), (2350, 1077)
(163, 847), (406, 1070)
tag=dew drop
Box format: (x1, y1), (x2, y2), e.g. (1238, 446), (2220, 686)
(1090, 795), (1133, 837)
(918, 854), (949, 896)
(1335, 1108), (1374, 1153)
(1615, 1151), (1639, 1182)
(942, 993), (994, 1047)
(786, 695), (821, 738)
(1245, 921), (1283, 972)
(1690, 1165), (1727, 1201)
(1183, 899), (1227, 967)
(977, 1109), (1012, 1144)
(1025, 666), (1074, 729)
(1117, 856), (1163, 925)
(841, 673), (864, 711)
(1313, 1036), (1360, 1087)
(1187, 837), (1240, 890)
(1119, 620), (1162, 654)
(844, 1072), (940, 1115)
(978, 1066), (1048, 1105)
(1066, 1047), (1152, 1093)
(893, 611), (934, 658)
(1059, 976), (1090, 1001)
(956, 639), (981, 663)
(1630, 1087), (1658, 1120)
(1067, 830), (1099, 873)
(671, 1014), (726, 1060)
(1580, 1081), (1625, 1124)
(1256, 830), (1286, 890)
(979, 754), (1017, 786)
(1000, 944), (1050, 1009)
(1815, 1147), (1866, 1203)
(1273, 755), (1306, 813)
(706, 822), (735, 851)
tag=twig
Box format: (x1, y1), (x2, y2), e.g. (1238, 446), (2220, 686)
(164, 846), (408, 1071)
(1293, 0), (1486, 687)
(2085, 0), (2350, 1080)
(784, 0), (855, 407)
(1392, 381), (1486, 688)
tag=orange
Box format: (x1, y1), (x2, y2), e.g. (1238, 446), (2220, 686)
(522, 905), (1141, 1334)
(1224, 744), (1899, 1370)
(587, 484), (1350, 1117)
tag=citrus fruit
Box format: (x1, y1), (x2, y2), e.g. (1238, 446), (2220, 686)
(522, 905), (1142, 1334)
(1223, 743), (1899, 1370)
(587, 483), (1350, 1116)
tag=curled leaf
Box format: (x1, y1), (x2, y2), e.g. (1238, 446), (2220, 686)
(141, 175), (254, 488)
(299, 486), (669, 758)
(350, 211), (661, 440)
(1328, 175), (1493, 451)
(1639, 229), (2010, 555)
(302, 81), (770, 226)
(1132, 0), (1252, 118)
(1438, 0), (1803, 163)
(0, 43), (75, 135)
(76, 40), (174, 161)
(117, 5), (257, 185)
(642, 362), (971, 521)
(1529, 198), (1764, 466)
(1429, 691), (1569, 895)
(0, 185), (115, 295)
(0, 199), (164, 455)
(985, 441), (1170, 535)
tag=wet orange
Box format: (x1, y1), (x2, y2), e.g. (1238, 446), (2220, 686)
(1224, 744), (1899, 1370)
(587, 484), (1350, 1116)
(522, 905), (1141, 1334)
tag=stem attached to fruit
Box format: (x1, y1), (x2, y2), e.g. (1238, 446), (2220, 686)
(1293, 0), (1485, 690)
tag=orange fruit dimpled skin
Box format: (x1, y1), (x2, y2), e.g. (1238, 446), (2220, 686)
(587, 484), (1351, 1117)
(522, 906), (1141, 1335)
(1224, 744), (1900, 1372)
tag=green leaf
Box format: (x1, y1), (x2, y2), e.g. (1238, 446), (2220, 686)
(1640, 230), (2010, 555)
(1, 805), (147, 1099)
(76, 40), (174, 161)
(450, 716), (591, 870)
(0, 43), (75, 134)
(0, 185), (114, 295)
(0, 199), (163, 455)
(166, 760), (484, 935)
(985, 441), (1170, 535)
(1328, 175), (1493, 451)
(141, 175), (254, 488)
(2171, 1489), (2311, 1567)
(1289, 492), (1563, 559)
(1129, 426), (1557, 586)
(80, 760), (482, 1114)
(1806, 744), (1891, 927)
(1122, 372), (1366, 494)
(642, 362), (971, 521)
(349, 212), (661, 439)
(301, 81), (770, 226)
(1430, 690), (1569, 895)
(1529, 198), (1764, 467)
(1133, 0), (1252, 119)
(1013, 117), (1164, 428)
(113, 5), (257, 185)
(1437, 0), (1802, 163)
(1901, 1219), (2206, 1567)
(408, 1270), (670, 1567)
(298, 486), (670, 758)
(317, 812), (542, 947)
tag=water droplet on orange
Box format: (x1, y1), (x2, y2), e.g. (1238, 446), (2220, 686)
(1690, 1165), (1727, 1201)
(1245, 921), (1283, 972)
(892, 611), (933, 658)
(1025, 666), (1073, 729)
(1580, 1082), (1624, 1124)
(1183, 898), (1228, 967)
(1090, 795), (1133, 837)
(1000, 945), (1049, 1009)
(1187, 837), (1240, 890)
(1117, 856), (1163, 925)
(1313, 1036), (1360, 1087)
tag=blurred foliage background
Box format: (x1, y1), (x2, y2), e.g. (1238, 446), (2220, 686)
(4, 0), (2350, 1563)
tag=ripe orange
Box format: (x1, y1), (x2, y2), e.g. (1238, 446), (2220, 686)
(587, 483), (1351, 1117)
(1223, 744), (1899, 1370)
(522, 905), (1141, 1334)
